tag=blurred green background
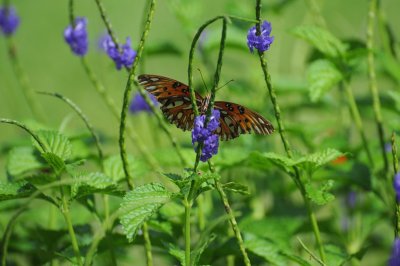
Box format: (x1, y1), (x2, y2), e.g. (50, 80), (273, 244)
(1, 0), (400, 265)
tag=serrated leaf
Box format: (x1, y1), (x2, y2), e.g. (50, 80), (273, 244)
(305, 180), (335, 205)
(291, 26), (347, 58)
(0, 181), (36, 201)
(7, 146), (43, 177)
(33, 130), (72, 160)
(119, 183), (172, 241)
(42, 152), (66, 174)
(248, 152), (294, 174)
(104, 154), (146, 182)
(71, 172), (121, 199)
(307, 59), (343, 102)
(295, 148), (345, 175)
(222, 182), (250, 195)
(245, 234), (287, 266)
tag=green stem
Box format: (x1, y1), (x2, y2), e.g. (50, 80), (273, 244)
(343, 81), (374, 167)
(255, 0), (326, 262)
(80, 58), (159, 170)
(214, 179), (251, 266)
(142, 223), (153, 266)
(0, 118), (46, 151)
(1, 207), (28, 266)
(391, 133), (400, 238)
(367, 0), (388, 173)
(5, 37), (46, 122)
(93, 0), (120, 49)
(38, 92), (104, 167)
(184, 198), (192, 266)
(60, 187), (82, 266)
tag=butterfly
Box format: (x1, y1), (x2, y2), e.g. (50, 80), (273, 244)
(138, 74), (274, 140)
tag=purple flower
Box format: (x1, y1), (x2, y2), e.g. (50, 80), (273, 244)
(346, 191), (357, 209)
(100, 34), (137, 70)
(386, 143), (393, 153)
(247, 20), (274, 53)
(192, 109), (220, 162)
(394, 172), (400, 202)
(129, 92), (158, 114)
(0, 6), (20, 36)
(64, 17), (88, 56)
(389, 238), (400, 266)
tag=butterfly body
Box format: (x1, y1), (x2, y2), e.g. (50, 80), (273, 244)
(138, 74), (274, 140)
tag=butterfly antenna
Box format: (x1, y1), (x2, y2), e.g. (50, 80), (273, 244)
(216, 79), (234, 92)
(197, 68), (209, 93)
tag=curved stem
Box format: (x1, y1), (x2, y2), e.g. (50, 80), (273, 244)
(0, 118), (47, 151)
(37, 92), (104, 167)
(367, 0), (388, 173)
(1, 207), (28, 266)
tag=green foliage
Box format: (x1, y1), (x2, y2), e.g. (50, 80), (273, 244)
(104, 154), (147, 182)
(307, 59), (343, 102)
(305, 180), (335, 205)
(221, 182), (250, 195)
(7, 146), (43, 177)
(71, 172), (121, 199)
(33, 130), (72, 160)
(0, 180), (36, 201)
(291, 25), (347, 58)
(119, 183), (173, 242)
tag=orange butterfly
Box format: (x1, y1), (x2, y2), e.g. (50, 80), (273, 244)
(138, 74), (274, 140)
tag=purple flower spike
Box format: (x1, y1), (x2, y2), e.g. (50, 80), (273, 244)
(394, 172), (400, 202)
(192, 109), (220, 162)
(247, 20), (274, 53)
(389, 238), (400, 266)
(0, 6), (20, 36)
(101, 34), (137, 70)
(64, 17), (88, 56)
(129, 92), (158, 114)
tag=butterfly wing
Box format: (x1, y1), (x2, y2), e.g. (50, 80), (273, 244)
(138, 74), (203, 131)
(214, 101), (274, 140)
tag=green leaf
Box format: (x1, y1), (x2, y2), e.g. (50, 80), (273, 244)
(325, 244), (350, 266)
(119, 183), (172, 241)
(307, 59), (343, 102)
(0, 181), (36, 201)
(104, 154), (147, 182)
(7, 147), (43, 177)
(71, 172), (121, 199)
(245, 234), (287, 266)
(305, 180), (335, 205)
(33, 130), (72, 160)
(42, 152), (66, 174)
(222, 182), (250, 195)
(146, 41), (183, 56)
(291, 26), (347, 58)
(167, 243), (186, 266)
(191, 233), (216, 266)
(247, 152), (294, 174)
(295, 148), (345, 175)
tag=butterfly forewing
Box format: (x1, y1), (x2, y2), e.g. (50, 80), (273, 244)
(214, 101), (274, 140)
(138, 74), (203, 131)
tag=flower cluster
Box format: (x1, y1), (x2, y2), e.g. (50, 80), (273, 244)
(247, 20), (274, 53)
(100, 34), (137, 70)
(389, 238), (400, 266)
(394, 172), (400, 202)
(0, 6), (20, 36)
(129, 92), (158, 114)
(192, 110), (220, 162)
(64, 17), (88, 56)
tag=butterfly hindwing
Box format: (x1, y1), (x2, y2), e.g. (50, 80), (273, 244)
(138, 74), (203, 131)
(214, 101), (274, 140)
